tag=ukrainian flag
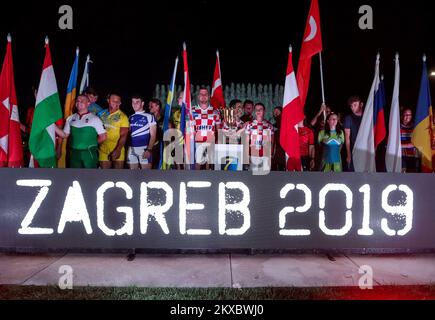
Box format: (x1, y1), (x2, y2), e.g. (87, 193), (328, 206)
(58, 48), (79, 168)
(160, 57), (179, 170)
(412, 55), (433, 172)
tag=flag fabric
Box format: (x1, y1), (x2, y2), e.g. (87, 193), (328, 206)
(0, 34), (23, 167)
(353, 54), (380, 173)
(181, 42), (195, 168)
(210, 50), (225, 109)
(296, 0), (323, 108)
(58, 48), (79, 168)
(386, 53), (402, 173)
(79, 54), (91, 94)
(412, 55), (433, 173)
(374, 76), (387, 149)
(29, 37), (63, 168)
(281, 46), (305, 171)
(160, 57), (179, 170)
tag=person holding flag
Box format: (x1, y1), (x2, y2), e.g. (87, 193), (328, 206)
(0, 33), (23, 168)
(54, 95), (106, 168)
(29, 37), (63, 168)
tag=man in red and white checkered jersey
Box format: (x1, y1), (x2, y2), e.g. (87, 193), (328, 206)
(192, 87), (221, 169)
(244, 103), (274, 173)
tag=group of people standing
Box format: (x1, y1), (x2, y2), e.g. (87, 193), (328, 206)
(22, 86), (425, 173)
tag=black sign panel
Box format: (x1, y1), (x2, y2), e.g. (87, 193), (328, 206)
(0, 169), (434, 252)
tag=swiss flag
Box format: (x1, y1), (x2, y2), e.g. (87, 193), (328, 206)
(281, 46), (304, 171)
(296, 0), (323, 108)
(0, 34), (23, 167)
(210, 50), (225, 109)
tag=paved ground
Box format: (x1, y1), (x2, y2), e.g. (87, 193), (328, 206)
(1, 253), (434, 288)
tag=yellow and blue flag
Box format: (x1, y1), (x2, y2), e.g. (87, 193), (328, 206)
(58, 47), (79, 168)
(412, 55), (433, 172)
(160, 57), (179, 169)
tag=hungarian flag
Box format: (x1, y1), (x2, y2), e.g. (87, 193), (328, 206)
(412, 55), (433, 172)
(210, 50), (225, 109)
(296, 0), (323, 108)
(29, 37), (63, 168)
(281, 46), (305, 171)
(58, 47), (79, 168)
(0, 34), (23, 167)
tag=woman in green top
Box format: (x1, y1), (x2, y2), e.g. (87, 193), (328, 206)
(318, 113), (345, 172)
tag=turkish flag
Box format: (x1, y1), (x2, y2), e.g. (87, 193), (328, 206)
(210, 51), (225, 109)
(296, 0), (323, 108)
(281, 47), (304, 171)
(0, 35), (23, 167)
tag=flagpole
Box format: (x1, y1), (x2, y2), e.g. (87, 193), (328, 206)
(319, 52), (326, 121)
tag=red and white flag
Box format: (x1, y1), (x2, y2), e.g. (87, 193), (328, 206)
(0, 34), (23, 167)
(210, 50), (225, 109)
(281, 46), (305, 171)
(296, 0), (323, 108)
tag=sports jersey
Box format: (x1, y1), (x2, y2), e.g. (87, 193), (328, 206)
(63, 112), (106, 150)
(129, 111), (156, 148)
(98, 109), (129, 154)
(244, 119), (274, 157)
(192, 105), (221, 143)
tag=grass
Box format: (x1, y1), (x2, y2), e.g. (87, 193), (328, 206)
(1, 285), (434, 300)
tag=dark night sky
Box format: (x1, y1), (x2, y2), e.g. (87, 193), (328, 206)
(1, 0), (435, 120)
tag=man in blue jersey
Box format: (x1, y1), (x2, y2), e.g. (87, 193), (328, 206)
(128, 95), (157, 169)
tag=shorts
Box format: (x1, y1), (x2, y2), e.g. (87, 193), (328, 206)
(195, 142), (214, 165)
(98, 146), (125, 162)
(127, 146), (152, 165)
(70, 147), (99, 168)
(250, 156), (271, 173)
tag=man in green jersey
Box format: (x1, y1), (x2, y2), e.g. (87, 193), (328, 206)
(56, 95), (107, 168)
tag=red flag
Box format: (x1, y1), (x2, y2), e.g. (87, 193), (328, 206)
(210, 50), (225, 109)
(296, 0), (323, 108)
(281, 46), (304, 171)
(0, 34), (23, 167)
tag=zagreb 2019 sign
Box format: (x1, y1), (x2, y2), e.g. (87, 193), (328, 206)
(0, 169), (434, 253)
